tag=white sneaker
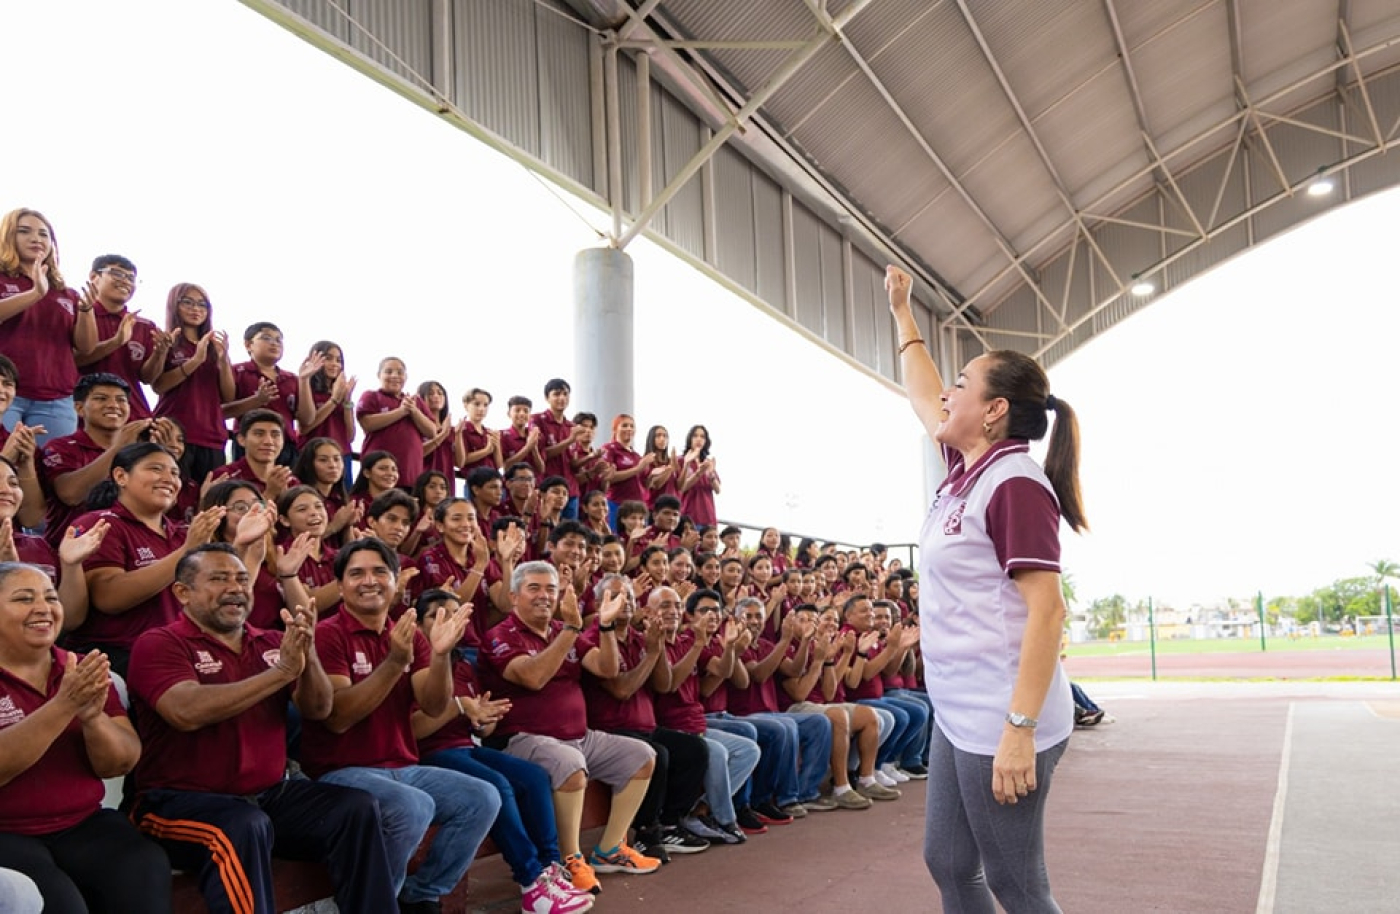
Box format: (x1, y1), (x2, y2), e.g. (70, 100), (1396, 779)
(545, 862), (593, 898)
(881, 763), (911, 783)
(523, 866), (595, 913)
(873, 769), (900, 788)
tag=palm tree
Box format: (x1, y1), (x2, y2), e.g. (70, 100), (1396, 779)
(1369, 559), (1398, 622)
(1060, 572), (1078, 609)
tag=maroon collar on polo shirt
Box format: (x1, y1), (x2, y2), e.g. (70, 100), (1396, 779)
(106, 499), (181, 540)
(333, 605), (391, 636)
(169, 611), (268, 655)
(945, 438), (1031, 499)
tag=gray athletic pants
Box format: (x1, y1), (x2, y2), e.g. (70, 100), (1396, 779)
(923, 723), (1068, 913)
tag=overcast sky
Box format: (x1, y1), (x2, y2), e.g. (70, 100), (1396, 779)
(11, 0), (1399, 609)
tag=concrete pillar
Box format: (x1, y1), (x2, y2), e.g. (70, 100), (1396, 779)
(573, 247), (634, 426)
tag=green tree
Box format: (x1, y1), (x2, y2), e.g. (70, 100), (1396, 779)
(1060, 573), (1078, 610)
(1295, 577), (1379, 624)
(1087, 594), (1128, 640)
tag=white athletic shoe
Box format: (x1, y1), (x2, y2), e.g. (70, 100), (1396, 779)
(873, 768), (900, 788)
(880, 763), (911, 783)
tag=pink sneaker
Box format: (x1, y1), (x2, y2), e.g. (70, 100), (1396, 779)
(523, 866), (595, 913)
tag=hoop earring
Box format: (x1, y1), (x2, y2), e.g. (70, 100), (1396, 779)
(982, 422), (992, 436)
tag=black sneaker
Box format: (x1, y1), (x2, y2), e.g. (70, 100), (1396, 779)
(659, 825), (710, 855)
(735, 806), (769, 835)
(898, 763), (929, 779)
(633, 827), (672, 865)
(753, 800), (794, 825)
(717, 820), (747, 845)
(398, 899), (442, 914)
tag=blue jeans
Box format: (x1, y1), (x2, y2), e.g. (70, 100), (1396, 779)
(709, 712), (797, 807)
(777, 710), (835, 802)
(882, 690), (934, 766)
(422, 746), (560, 887)
(4, 396), (76, 446)
(320, 764), (500, 902)
(860, 697), (928, 768)
(699, 729), (760, 825)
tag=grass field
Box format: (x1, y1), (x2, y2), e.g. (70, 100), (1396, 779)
(1064, 633), (1399, 657)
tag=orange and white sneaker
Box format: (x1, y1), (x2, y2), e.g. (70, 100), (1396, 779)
(562, 853), (600, 895)
(588, 842), (662, 875)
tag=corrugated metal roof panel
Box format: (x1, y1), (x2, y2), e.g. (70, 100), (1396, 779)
(348, 0), (432, 87)
(453, 0), (541, 155)
(1131, 2), (1235, 141)
(536, 4), (595, 190)
(972, 0), (1117, 120)
(1033, 67), (1148, 200)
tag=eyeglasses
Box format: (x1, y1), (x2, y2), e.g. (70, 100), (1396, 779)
(99, 268), (138, 286)
(254, 334), (283, 344)
(176, 297), (209, 309)
(226, 501), (257, 515)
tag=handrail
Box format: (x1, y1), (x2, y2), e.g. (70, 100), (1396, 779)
(716, 517), (919, 574)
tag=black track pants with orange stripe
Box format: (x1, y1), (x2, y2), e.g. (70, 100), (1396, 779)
(134, 779), (396, 914)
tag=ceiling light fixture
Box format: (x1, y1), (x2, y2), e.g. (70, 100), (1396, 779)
(1307, 167), (1334, 197)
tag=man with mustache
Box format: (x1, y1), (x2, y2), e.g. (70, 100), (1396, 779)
(127, 543), (398, 914)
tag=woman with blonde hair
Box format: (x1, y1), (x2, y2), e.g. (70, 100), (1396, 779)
(0, 208), (98, 443)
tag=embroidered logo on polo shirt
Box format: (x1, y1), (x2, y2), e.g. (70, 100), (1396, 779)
(127, 340), (147, 361)
(491, 640), (510, 656)
(194, 650), (223, 675)
(0, 695), (24, 727)
(135, 546), (158, 564)
(0, 283), (18, 294)
(943, 501), (966, 535)
(262, 649), (282, 668)
(352, 651), (373, 676)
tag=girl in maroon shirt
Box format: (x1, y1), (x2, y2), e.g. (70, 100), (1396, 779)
(405, 469), (452, 558)
(600, 414), (652, 522)
(756, 528), (790, 575)
(291, 436), (357, 543)
(416, 380), (457, 482)
(347, 450), (400, 519)
(457, 387), (502, 475)
(299, 340), (357, 457)
(678, 424), (720, 527)
(642, 425), (680, 508)
(151, 283), (235, 484)
(275, 485), (341, 617)
(156, 417), (203, 524)
(579, 489), (612, 538)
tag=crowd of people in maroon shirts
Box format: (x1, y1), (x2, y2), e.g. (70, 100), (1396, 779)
(0, 207), (930, 914)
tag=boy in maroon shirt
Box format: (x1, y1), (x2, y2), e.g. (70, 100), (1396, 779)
(478, 561), (660, 894)
(74, 255), (163, 418)
(128, 544), (397, 913)
(220, 409), (298, 501)
(530, 380), (586, 519)
(40, 373), (150, 548)
(500, 396), (544, 475)
(224, 322), (301, 466)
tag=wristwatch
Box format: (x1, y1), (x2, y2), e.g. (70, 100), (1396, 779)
(1005, 711), (1038, 730)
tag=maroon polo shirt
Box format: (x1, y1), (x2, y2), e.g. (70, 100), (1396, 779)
(458, 422), (497, 474)
(0, 648), (126, 835)
(777, 640), (829, 710)
(628, 525), (680, 561)
(529, 410), (578, 496)
(72, 502), (185, 652)
(15, 533), (59, 586)
(843, 629), (885, 701)
(357, 389), (427, 485)
(499, 424), (538, 472)
(652, 631), (716, 735)
(85, 308), (158, 417)
(302, 388), (354, 453)
(40, 428), (107, 548)
(299, 607), (432, 777)
(128, 614), (291, 795)
(728, 639), (781, 715)
(231, 360), (298, 435)
(581, 624), (656, 732)
(220, 457), (299, 495)
(0, 275), (81, 401)
(153, 335), (229, 450)
(411, 545), (499, 650)
(479, 615), (587, 741)
(680, 457), (717, 527)
(416, 659), (482, 757)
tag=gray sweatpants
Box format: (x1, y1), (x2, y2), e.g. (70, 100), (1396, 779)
(923, 724), (1068, 913)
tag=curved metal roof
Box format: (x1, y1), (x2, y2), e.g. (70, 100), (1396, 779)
(565, 0), (1400, 365)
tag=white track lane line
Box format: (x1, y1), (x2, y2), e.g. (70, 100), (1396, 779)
(1255, 701), (1295, 914)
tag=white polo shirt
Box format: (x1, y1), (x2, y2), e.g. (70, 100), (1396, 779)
(918, 439), (1072, 755)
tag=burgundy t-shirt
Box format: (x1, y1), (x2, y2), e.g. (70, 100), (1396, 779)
(231, 361), (298, 436)
(499, 425), (537, 471)
(680, 457), (717, 527)
(129, 614), (291, 794)
(411, 545), (500, 650)
(582, 624), (656, 732)
(72, 502), (186, 652)
(458, 422), (497, 474)
(40, 429), (107, 548)
(728, 639), (781, 715)
(843, 629), (884, 701)
(652, 631), (716, 735)
(645, 462), (680, 509)
(416, 658), (484, 757)
(601, 442), (646, 504)
(530, 411), (577, 496)
(302, 388), (354, 453)
(0, 274), (81, 401)
(85, 307), (158, 418)
(357, 389), (426, 485)
(299, 608), (432, 777)
(480, 615), (587, 741)
(0, 648), (125, 835)
(153, 335), (228, 450)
